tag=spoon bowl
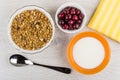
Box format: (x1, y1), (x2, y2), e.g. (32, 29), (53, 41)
(10, 54), (33, 66)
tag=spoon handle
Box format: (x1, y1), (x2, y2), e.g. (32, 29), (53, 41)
(33, 63), (71, 74)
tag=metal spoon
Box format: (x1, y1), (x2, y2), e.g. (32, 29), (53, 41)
(9, 54), (71, 74)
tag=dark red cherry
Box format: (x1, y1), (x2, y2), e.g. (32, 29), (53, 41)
(62, 10), (67, 14)
(76, 20), (82, 24)
(58, 13), (64, 19)
(68, 20), (75, 25)
(70, 8), (76, 14)
(65, 7), (71, 11)
(65, 14), (72, 20)
(73, 24), (80, 29)
(79, 13), (84, 20)
(76, 10), (81, 15)
(65, 15), (69, 20)
(68, 25), (74, 30)
(72, 15), (78, 21)
(62, 24), (69, 29)
(58, 20), (65, 26)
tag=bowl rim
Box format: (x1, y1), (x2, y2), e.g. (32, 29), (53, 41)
(8, 5), (55, 54)
(67, 32), (110, 74)
(55, 2), (87, 34)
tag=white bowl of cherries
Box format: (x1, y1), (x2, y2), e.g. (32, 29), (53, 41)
(55, 2), (86, 33)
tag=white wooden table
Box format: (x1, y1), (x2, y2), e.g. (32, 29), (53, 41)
(0, 0), (120, 80)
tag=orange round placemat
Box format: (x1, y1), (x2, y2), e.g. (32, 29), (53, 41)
(67, 32), (110, 74)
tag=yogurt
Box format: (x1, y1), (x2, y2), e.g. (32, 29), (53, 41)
(73, 37), (105, 69)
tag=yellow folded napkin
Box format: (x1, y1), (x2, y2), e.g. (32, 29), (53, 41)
(88, 0), (120, 42)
